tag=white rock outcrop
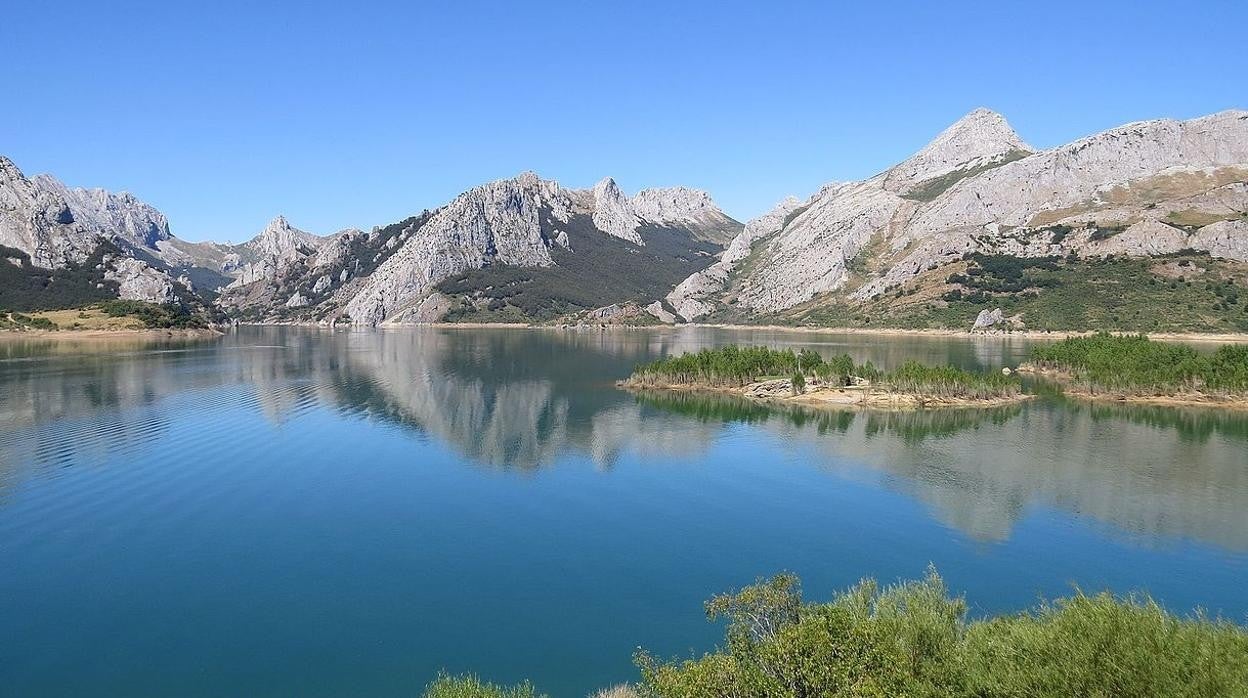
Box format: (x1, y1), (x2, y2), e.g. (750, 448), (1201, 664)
(665, 196), (802, 321)
(31, 174), (172, 251)
(103, 256), (178, 303)
(882, 108), (1032, 195)
(0, 156), (101, 267)
(343, 172), (740, 325)
(710, 109), (1248, 313)
(591, 177), (644, 244)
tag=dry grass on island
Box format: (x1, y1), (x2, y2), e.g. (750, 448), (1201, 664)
(1020, 332), (1248, 408)
(619, 345), (1027, 410)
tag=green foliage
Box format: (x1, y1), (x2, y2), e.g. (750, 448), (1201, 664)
(422, 673), (544, 698)
(99, 299), (209, 329)
(785, 253), (1248, 334)
(900, 148), (1031, 202)
(0, 242), (119, 312)
(886, 360), (1020, 400)
(963, 593), (1248, 698)
(629, 345), (808, 387)
(1, 312), (56, 330)
(628, 346), (1019, 399)
(1031, 333), (1248, 396)
(637, 571), (1248, 698)
(789, 372), (805, 395)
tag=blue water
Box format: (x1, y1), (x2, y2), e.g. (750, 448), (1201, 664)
(1, 327), (1246, 697)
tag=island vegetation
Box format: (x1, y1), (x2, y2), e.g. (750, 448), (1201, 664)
(422, 570), (1248, 698)
(621, 345), (1023, 408)
(1024, 333), (1248, 406)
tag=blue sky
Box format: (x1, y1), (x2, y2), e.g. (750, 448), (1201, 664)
(2, 1), (1244, 242)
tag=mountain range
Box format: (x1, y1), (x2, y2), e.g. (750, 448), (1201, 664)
(3, 107), (1246, 331)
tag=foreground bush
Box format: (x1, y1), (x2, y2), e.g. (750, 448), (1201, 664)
(636, 570), (1248, 698)
(422, 673), (544, 698)
(1030, 332), (1248, 396)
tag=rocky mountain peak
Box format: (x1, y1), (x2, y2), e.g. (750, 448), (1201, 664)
(884, 107), (1033, 194)
(591, 176), (643, 244)
(248, 215), (321, 259)
(631, 186), (713, 220)
(30, 174), (172, 250)
(0, 155), (24, 181)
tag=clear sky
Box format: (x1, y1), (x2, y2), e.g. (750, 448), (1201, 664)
(2, 1), (1244, 242)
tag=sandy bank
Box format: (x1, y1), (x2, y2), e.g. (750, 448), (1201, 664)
(618, 378), (1031, 411)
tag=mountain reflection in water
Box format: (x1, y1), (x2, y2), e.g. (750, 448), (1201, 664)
(2, 327), (1246, 552)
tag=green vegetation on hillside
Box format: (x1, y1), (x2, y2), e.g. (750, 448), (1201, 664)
(426, 571), (1248, 698)
(438, 211), (719, 323)
(774, 252), (1248, 333)
(0, 242), (120, 312)
(98, 299), (211, 329)
(900, 148), (1032, 202)
(1030, 333), (1248, 396)
(628, 345), (1020, 399)
(0, 312), (57, 330)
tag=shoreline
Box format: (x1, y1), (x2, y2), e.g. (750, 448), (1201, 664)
(0, 327), (224, 340)
(668, 323), (1248, 344)
(224, 322), (1248, 344)
(255, 320), (1248, 344)
(619, 378), (1032, 411)
(1017, 364), (1248, 410)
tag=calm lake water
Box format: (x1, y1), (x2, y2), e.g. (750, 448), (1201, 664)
(2, 327), (1247, 697)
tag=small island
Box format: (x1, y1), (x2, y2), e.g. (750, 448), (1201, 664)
(1020, 333), (1248, 408)
(619, 345), (1027, 410)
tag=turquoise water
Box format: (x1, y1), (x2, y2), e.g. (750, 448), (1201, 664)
(2, 327), (1246, 697)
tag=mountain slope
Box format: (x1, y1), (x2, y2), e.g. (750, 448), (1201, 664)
(673, 108), (1248, 330)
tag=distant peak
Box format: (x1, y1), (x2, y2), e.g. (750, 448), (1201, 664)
(593, 176), (622, 195)
(0, 155), (25, 178)
(883, 107), (1032, 195)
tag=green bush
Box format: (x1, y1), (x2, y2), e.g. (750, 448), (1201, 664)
(422, 673), (544, 698)
(636, 571), (1248, 698)
(628, 346), (1019, 399)
(99, 299), (208, 329)
(1031, 333), (1248, 396)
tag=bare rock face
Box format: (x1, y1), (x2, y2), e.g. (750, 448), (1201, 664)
(224, 216), (323, 290)
(713, 109), (1248, 313)
(738, 179), (903, 310)
(1088, 220), (1189, 257)
(246, 215), (323, 260)
(346, 173), (562, 325)
(883, 108), (1033, 196)
(591, 177), (643, 244)
(342, 172), (740, 325)
(972, 308), (1005, 331)
(665, 196), (802, 321)
(103, 256), (177, 303)
(632, 186), (743, 244)
(31, 174), (172, 251)
(0, 156), (101, 267)
(644, 301), (676, 324)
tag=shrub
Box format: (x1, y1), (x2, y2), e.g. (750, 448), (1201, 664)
(1031, 333), (1248, 396)
(422, 673), (544, 698)
(628, 346), (1018, 399)
(637, 571), (1248, 698)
